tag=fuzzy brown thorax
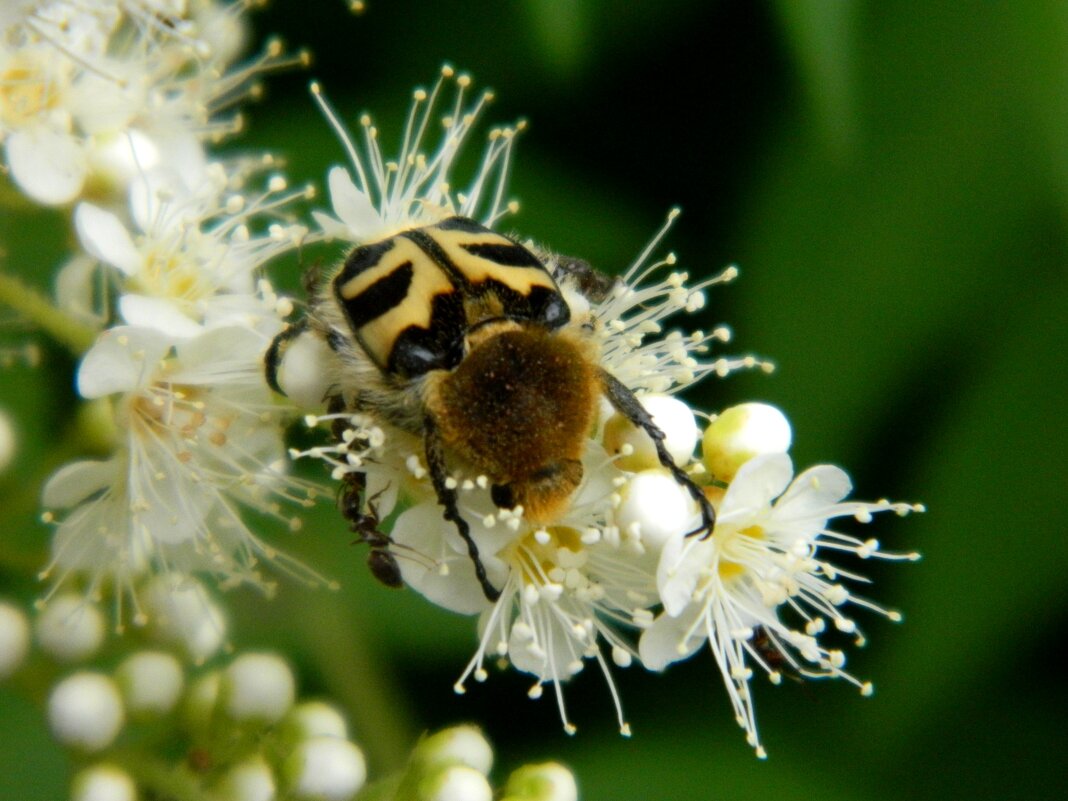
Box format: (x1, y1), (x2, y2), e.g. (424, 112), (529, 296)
(425, 323), (599, 523)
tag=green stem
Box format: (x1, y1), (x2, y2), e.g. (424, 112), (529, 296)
(0, 271), (96, 354)
(111, 749), (211, 801)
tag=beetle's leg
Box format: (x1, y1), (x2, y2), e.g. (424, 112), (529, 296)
(599, 369), (716, 539)
(424, 415), (501, 601)
(264, 319), (310, 396)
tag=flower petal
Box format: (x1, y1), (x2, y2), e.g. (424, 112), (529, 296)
(6, 128), (87, 205)
(639, 606), (706, 671)
(42, 459), (119, 509)
(77, 326), (172, 398)
(327, 166), (380, 240)
(718, 453), (794, 520)
(75, 203), (141, 275)
(119, 295), (202, 339)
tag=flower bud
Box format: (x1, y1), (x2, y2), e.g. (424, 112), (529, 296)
(411, 725), (493, 775)
(0, 407), (15, 473)
(0, 601), (30, 679)
(419, 765), (492, 801)
(142, 574), (227, 664)
(283, 701), (349, 742)
(702, 402), (791, 481)
(116, 651), (184, 717)
(284, 736), (367, 801)
(603, 395), (698, 471)
(503, 762), (578, 801)
(214, 756), (276, 801)
(223, 653), (295, 723)
(48, 672), (125, 751)
(35, 594), (107, 663)
(274, 331), (334, 410)
(71, 763), (137, 801)
(616, 470), (696, 550)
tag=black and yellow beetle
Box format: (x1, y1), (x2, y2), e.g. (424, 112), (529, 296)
(266, 217), (715, 600)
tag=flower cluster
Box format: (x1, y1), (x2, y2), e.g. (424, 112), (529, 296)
(1, 592), (578, 801)
(1, 0), (305, 206)
(276, 71), (923, 756)
(1, 2), (332, 620)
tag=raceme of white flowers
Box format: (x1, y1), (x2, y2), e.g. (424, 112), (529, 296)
(274, 70), (923, 755)
(0, 0), (922, 773)
(3, 591), (574, 801)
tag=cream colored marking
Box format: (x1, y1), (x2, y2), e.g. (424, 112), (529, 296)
(337, 236), (429, 300)
(431, 228), (557, 295)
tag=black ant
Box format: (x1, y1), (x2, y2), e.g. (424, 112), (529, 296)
(339, 471), (402, 589)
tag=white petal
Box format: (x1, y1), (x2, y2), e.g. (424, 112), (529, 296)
(718, 453), (794, 519)
(6, 128), (87, 205)
(42, 459), (118, 509)
(657, 534), (712, 617)
(77, 326), (172, 398)
(54, 254), (104, 326)
(327, 166), (380, 240)
(311, 210), (351, 241)
(119, 295), (202, 339)
(508, 613), (574, 681)
(75, 203), (141, 275)
(776, 464), (853, 517)
(639, 607), (706, 671)
(172, 326), (263, 382)
(392, 504), (494, 615)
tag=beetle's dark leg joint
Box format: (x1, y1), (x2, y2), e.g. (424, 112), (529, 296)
(424, 415), (501, 602)
(264, 319), (310, 396)
(599, 369), (716, 539)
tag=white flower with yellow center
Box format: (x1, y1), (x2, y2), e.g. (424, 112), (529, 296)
(40, 324), (326, 618)
(1, 2), (304, 204)
(640, 452), (922, 757)
(72, 171), (308, 338)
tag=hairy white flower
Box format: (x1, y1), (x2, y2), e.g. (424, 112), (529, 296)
(40, 325), (324, 615)
(284, 736), (367, 801)
(35, 593), (107, 663)
(640, 453), (921, 756)
(48, 671), (126, 751)
(0, 600), (30, 679)
(311, 65), (522, 244)
(1, 2), (304, 204)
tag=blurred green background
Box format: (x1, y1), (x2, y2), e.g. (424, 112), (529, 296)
(2, 1), (1066, 798)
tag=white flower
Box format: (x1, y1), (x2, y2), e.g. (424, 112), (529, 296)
(311, 65), (522, 244)
(72, 175), (308, 339)
(48, 671), (126, 751)
(223, 652), (295, 723)
(640, 453), (922, 757)
(0, 600), (30, 679)
(40, 325), (325, 615)
(1, 2), (304, 204)
(142, 573), (227, 663)
(284, 736), (367, 801)
(35, 593), (107, 663)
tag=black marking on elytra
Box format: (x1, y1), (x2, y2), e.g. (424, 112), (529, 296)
(338, 239), (395, 281)
(339, 261), (415, 329)
(387, 290), (467, 377)
(462, 241), (544, 268)
(436, 216), (488, 233)
(264, 319), (309, 396)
